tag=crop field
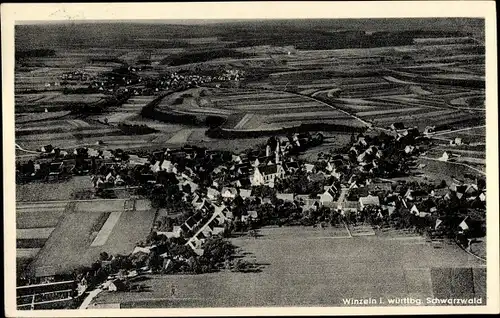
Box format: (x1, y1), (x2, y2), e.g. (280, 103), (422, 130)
(16, 176), (94, 202)
(28, 200), (156, 276)
(92, 226), (485, 308)
(15, 93), (108, 114)
(156, 87), (363, 131)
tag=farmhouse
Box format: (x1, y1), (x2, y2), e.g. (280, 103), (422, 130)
(319, 187), (337, 205)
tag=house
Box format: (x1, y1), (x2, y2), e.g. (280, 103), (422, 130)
(284, 161), (300, 174)
(390, 122), (405, 131)
(132, 246), (151, 255)
(304, 164), (315, 173)
(404, 189), (428, 201)
(107, 279), (128, 292)
(207, 188), (221, 200)
(357, 152), (368, 163)
(381, 205), (396, 216)
(358, 195), (380, 210)
(239, 189), (252, 199)
(128, 155), (149, 167)
(221, 187), (238, 199)
(232, 154), (248, 164)
(261, 197), (273, 205)
(424, 126), (436, 135)
(404, 145), (415, 154)
(465, 184), (479, 195)
(410, 204), (420, 215)
(180, 180), (198, 193)
(449, 137), (463, 146)
(251, 164), (285, 186)
(252, 156), (274, 167)
(438, 151), (449, 162)
(276, 193), (295, 202)
(48, 162), (64, 176)
(320, 187), (337, 204)
(40, 144), (54, 153)
(356, 136), (368, 147)
(234, 177), (252, 189)
(479, 192), (486, 202)
(430, 188), (448, 197)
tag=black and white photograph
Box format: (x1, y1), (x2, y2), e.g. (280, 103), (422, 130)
(2, 1), (498, 316)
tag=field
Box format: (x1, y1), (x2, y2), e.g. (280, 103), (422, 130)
(16, 176), (94, 202)
(91, 226), (485, 308)
(27, 199), (156, 276)
(14, 20), (485, 153)
(156, 87), (364, 131)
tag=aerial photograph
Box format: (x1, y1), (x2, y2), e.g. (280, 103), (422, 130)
(13, 17), (487, 310)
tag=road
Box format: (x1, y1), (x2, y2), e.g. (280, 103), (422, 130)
(429, 125), (486, 137)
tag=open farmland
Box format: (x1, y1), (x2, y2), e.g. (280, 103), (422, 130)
(155, 87), (364, 131)
(92, 226), (485, 308)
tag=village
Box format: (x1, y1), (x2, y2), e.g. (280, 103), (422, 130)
(15, 119), (486, 304)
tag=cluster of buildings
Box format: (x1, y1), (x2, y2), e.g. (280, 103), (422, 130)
(17, 122), (485, 263)
(59, 70), (93, 81)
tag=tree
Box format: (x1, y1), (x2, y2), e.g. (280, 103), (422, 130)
(99, 252), (110, 261)
(439, 180), (447, 189)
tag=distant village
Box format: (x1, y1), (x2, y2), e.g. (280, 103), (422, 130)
(57, 66), (245, 96)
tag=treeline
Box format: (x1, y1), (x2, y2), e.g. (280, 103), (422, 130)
(16, 49), (56, 60)
(206, 123), (366, 139)
(140, 92), (227, 127)
(224, 30), (469, 50)
(70, 91), (131, 115)
(160, 49), (254, 66)
(118, 123), (158, 135)
(90, 57), (125, 65)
